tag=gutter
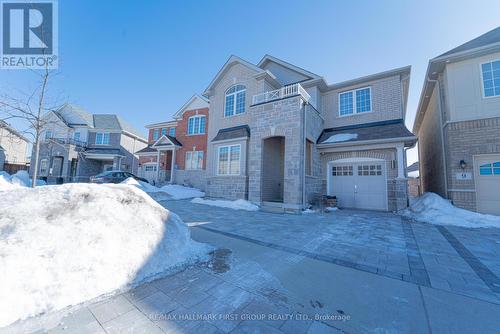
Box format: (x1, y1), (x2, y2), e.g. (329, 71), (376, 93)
(317, 135), (417, 149)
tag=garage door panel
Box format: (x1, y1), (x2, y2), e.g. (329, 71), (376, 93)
(475, 155), (500, 215)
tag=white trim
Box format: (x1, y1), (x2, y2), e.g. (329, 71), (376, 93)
(257, 55), (321, 80)
(318, 136), (417, 150)
(152, 135), (179, 148)
(224, 85), (247, 117)
(211, 136), (249, 144)
(185, 150), (204, 170)
(338, 86), (372, 117)
(216, 144), (241, 176)
(479, 59), (500, 99)
(145, 121), (178, 129)
(172, 95), (209, 120)
(95, 132), (110, 145)
(187, 115), (206, 135)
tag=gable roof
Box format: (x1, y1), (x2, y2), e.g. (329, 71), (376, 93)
(152, 135), (182, 147)
(172, 94), (209, 119)
(93, 114), (145, 139)
(203, 55), (265, 96)
(258, 55), (321, 82)
(0, 120), (30, 142)
(438, 26), (500, 58)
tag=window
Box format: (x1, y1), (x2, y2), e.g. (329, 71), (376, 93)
(169, 127), (176, 137)
(144, 165), (157, 172)
(339, 87), (371, 116)
(161, 128), (167, 136)
(217, 145), (240, 175)
(357, 164), (382, 176)
(187, 116), (206, 135)
(185, 151), (204, 170)
(306, 140), (313, 176)
(225, 85), (246, 117)
(332, 165), (353, 176)
(40, 159), (48, 175)
(74, 132), (80, 141)
(479, 162), (500, 175)
(95, 132), (110, 145)
(481, 60), (500, 97)
(45, 130), (52, 140)
(153, 129), (159, 141)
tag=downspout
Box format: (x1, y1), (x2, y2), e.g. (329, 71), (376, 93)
(427, 77), (449, 197)
(302, 99), (307, 209)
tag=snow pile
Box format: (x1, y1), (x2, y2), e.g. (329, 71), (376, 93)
(408, 170), (419, 178)
(403, 192), (500, 228)
(325, 207), (339, 212)
(121, 177), (162, 193)
(0, 170), (46, 190)
(323, 133), (358, 143)
(0, 183), (209, 327)
(191, 198), (259, 211)
(160, 184), (205, 200)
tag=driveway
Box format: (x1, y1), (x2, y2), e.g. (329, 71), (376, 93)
(5, 200), (500, 334)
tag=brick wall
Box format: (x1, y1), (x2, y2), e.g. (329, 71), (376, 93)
(174, 107), (209, 170)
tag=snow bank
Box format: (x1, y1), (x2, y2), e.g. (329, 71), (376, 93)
(0, 170), (45, 190)
(160, 184), (205, 200)
(408, 170), (419, 178)
(0, 183), (209, 327)
(403, 192), (500, 228)
(191, 198), (259, 211)
(121, 177), (162, 193)
(323, 133), (358, 143)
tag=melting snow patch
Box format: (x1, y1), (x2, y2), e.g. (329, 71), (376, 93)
(160, 184), (205, 199)
(323, 133), (358, 143)
(121, 177), (162, 193)
(403, 192), (500, 228)
(325, 207), (339, 212)
(0, 171), (46, 190)
(408, 170), (419, 178)
(191, 198), (259, 211)
(0, 183), (209, 327)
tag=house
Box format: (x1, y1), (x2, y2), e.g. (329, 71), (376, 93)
(407, 161), (420, 197)
(0, 120), (30, 173)
(30, 104), (147, 183)
(203, 55), (416, 213)
(413, 26), (500, 215)
(136, 95), (209, 189)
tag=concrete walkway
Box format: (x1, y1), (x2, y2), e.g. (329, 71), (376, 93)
(4, 199), (500, 333)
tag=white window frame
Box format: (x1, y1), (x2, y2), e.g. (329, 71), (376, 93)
(40, 159), (48, 175)
(95, 132), (110, 145)
(169, 127), (176, 137)
(224, 85), (246, 117)
(161, 128), (167, 136)
(185, 150), (204, 170)
(152, 128), (160, 141)
(216, 144), (241, 176)
(74, 131), (81, 141)
(45, 130), (52, 140)
(338, 87), (372, 117)
(187, 115), (206, 135)
(480, 59), (500, 99)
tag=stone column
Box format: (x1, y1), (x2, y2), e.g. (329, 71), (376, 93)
(156, 149), (161, 183)
(170, 149), (176, 183)
(396, 145), (405, 179)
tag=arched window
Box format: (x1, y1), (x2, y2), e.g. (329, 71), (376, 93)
(225, 85), (246, 117)
(187, 115), (206, 135)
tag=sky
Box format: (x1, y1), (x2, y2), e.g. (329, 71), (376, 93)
(1, 0), (500, 164)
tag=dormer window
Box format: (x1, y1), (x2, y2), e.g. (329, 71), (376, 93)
(225, 85), (246, 117)
(339, 87), (371, 116)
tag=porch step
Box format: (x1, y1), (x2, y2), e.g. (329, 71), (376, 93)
(260, 202), (285, 214)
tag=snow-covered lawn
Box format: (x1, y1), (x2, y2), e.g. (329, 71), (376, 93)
(0, 183), (209, 327)
(403, 192), (500, 228)
(121, 178), (204, 199)
(0, 170), (46, 190)
(191, 198), (259, 211)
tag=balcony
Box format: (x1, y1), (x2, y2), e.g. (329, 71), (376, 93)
(252, 83), (311, 105)
(46, 137), (87, 148)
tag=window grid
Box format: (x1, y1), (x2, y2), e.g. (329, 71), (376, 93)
(161, 128), (167, 136)
(482, 60), (500, 97)
(218, 145), (240, 175)
(169, 127), (175, 137)
(331, 165), (353, 176)
(186, 151), (204, 170)
(357, 164), (382, 176)
(95, 132), (110, 145)
(356, 88), (371, 113)
(479, 162), (500, 175)
(225, 85), (246, 117)
(339, 87), (371, 116)
(187, 116), (206, 135)
(153, 129), (159, 141)
(339, 92), (353, 116)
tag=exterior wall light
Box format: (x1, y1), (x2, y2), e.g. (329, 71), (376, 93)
(459, 160), (467, 170)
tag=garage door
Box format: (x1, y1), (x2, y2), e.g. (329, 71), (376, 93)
(328, 161), (387, 211)
(474, 155), (500, 215)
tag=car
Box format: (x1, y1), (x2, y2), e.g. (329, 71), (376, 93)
(89, 171), (149, 184)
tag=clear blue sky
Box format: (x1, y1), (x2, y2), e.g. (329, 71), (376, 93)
(1, 0), (499, 164)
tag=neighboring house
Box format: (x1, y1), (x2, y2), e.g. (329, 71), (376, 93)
(203, 55), (416, 213)
(30, 104), (147, 183)
(136, 95), (209, 189)
(407, 161), (420, 197)
(0, 120), (30, 173)
(414, 26), (500, 215)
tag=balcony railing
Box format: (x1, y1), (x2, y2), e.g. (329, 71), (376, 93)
(46, 137), (87, 147)
(252, 83), (311, 105)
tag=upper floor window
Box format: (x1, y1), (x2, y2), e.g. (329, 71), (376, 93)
(481, 60), (500, 97)
(161, 128), (167, 136)
(339, 87), (371, 116)
(95, 132), (110, 145)
(45, 130), (52, 140)
(152, 128), (159, 141)
(188, 116), (206, 135)
(74, 132), (81, 141)
(225, 85), (246, 117)
(169, 127), (175, 137)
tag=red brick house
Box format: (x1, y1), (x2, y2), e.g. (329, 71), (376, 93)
(136, 95), (209, 189)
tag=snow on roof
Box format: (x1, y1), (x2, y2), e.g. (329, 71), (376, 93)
(323, 133), (358, 144)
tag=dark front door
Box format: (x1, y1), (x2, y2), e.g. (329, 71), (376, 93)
(262, 136), (285, 202)
(51, 156), (64, 176)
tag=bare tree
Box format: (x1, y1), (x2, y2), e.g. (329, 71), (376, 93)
(0, 67), (64, 187)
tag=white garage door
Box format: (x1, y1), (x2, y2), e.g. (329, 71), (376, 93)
(328, 161), (387, 211)
(474, 155), (500, 215)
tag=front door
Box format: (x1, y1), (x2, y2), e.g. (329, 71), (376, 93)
(262, 137), (285, 202)
(329, 161), (387, 210)
(51, 156), (64, 176)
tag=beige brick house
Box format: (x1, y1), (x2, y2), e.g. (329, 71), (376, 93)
(203, 55), (416, 212)
(414, 27), (500, 215)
